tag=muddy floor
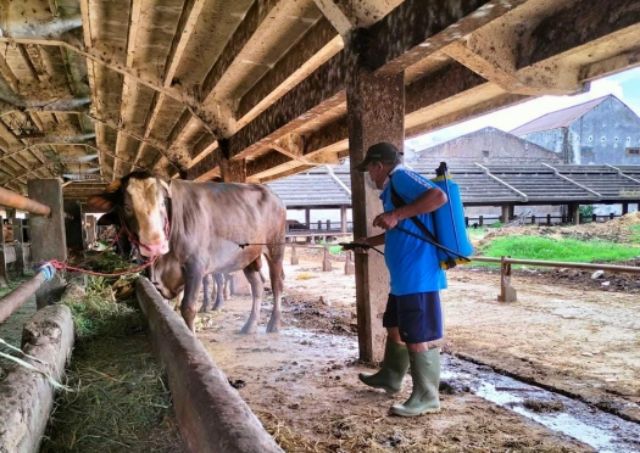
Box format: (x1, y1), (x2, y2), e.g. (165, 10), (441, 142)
(190, 249), (638, 451)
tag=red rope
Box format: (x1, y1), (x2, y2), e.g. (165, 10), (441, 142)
(48, 256), (157, 277)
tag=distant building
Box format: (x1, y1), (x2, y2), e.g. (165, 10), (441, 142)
(414, 126), (561, 166)
(413, 127), (562, 220)
(510, 95), (640, 165)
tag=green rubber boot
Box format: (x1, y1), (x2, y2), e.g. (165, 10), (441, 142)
(358, 341), (409, 394)
(390, 348), (441, 416)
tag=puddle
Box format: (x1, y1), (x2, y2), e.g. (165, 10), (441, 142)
(442, 355), (640, 453)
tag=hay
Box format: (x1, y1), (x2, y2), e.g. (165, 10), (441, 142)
(42, 276), (184, 452)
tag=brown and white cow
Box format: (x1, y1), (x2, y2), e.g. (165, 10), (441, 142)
(89, 172), (286, 333)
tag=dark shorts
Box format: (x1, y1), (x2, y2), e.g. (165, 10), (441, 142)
(382, 292), (443, 344)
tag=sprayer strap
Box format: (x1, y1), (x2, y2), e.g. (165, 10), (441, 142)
(389, 180), (441, 247)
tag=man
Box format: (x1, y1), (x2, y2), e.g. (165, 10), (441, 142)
(355, 142), (448, 417)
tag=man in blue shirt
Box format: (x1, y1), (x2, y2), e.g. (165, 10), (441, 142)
(355, 142), (447, 417)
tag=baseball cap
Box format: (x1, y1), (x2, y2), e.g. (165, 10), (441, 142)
(355, 142), (401, 172)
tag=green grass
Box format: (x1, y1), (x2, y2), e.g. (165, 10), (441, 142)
(481, 235), (640, 263)
(631, 224), (640, 244)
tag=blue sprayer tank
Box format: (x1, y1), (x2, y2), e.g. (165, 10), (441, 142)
(431, 162), (474, 269)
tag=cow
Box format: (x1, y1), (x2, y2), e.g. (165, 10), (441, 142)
(96, 211), (233, 310)
(88, 172), (286, 333)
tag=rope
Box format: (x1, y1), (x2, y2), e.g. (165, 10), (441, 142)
(48, 256), (157, 277)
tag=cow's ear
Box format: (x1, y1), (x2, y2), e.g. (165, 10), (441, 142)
(105, 179), (121, 193)
(159, 179), (171, 198)
(87, 194), (115, 212)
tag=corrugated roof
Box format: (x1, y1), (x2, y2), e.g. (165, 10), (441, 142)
(510, 95), (611, 136)
(268, 161), (640, 207)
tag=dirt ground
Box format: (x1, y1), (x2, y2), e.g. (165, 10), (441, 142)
(190, 249), (628, 451)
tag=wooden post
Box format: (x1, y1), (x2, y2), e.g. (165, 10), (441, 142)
(547, 213), (552, 225)
(290, 243), (299, 265)
(326, 219), (331, 230)
(344, 251), (355, 275)
(27, 179), (67, 308)
(12, 218), (27, 275)
(340, 206), (348, 233)
(479, 215), (483, 226)
(497, 257), (517, 302)
(622, 203), (629, 215)
(347, 61), (403, 363)
(64, 200), (84, 251)
(305, 208), (310, 229)
(531, 214), (536, 225)
(592, 213), (597, 223)
(500, 205), (510, 223)
(322, 246), (332, 272)
(85, 215), (97, 249)
(317, 220), (322, 231)
(0, 215), (7, 287)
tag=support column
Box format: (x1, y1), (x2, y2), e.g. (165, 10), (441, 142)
(64, 200), (84, 251)
(28, 179), (67, 308)
(219, 140), (247, 183)
(508, 205), (515, 221)
(568, 203), (580, 225)
(347, 63), (404, 363)
(622, 202), (629, 215)
(500, 205), (510, 223)
(11, 218), (27, 275)
(0, 215), (7, 287)
(340, 206), (348, 233)
(305, 208), (311, 229)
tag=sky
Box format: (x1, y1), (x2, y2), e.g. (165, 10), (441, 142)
(405, 67), (640, 153)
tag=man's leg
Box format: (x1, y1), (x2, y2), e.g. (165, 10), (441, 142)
(358, 295), (410, 394)
(390, 292), (442, 416)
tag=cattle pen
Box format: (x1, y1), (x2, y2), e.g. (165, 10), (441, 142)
(2, 0), (640, 451)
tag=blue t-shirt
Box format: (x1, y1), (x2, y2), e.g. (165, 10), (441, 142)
(380, 166), (447, 295)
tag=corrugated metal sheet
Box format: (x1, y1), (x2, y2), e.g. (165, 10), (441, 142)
(510, 96), (610, 136)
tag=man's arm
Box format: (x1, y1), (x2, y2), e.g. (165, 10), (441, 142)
(374, 187), (447, 230)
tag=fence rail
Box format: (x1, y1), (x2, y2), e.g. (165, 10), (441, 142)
(465, 213), (622, 227)
(471, 255), (640, 302)
(0, 268), (49, 324)
(0, 186), (51, 216)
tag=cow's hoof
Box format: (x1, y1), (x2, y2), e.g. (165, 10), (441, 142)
(240, 321), (258, 334)
(266, 318), (281, 333)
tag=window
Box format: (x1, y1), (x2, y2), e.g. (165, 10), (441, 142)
(627, 148), (640, 156)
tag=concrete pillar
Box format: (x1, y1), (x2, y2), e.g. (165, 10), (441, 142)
(64, 200), (84, 251)
(219, 142), (247, 183)
(0, 215), (7, 287)
(27, 179), (67, 308)
(11, 218), (27, 275)
(569, 203), (580, 225)
(347, 62), (404, 363)
(340, 206), (348, 233)
(500, 205), (510, 223)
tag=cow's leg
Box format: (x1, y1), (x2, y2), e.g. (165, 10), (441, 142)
(180, 260), (203, 332)
(266, 249), (285, 333)
(240, 260), (263, 334)
(200, 274), (211, 313)
(212, 273), (225, 310)
(224, 273), (232, 299)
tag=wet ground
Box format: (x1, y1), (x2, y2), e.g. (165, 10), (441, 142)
(193, 250), (640, 451)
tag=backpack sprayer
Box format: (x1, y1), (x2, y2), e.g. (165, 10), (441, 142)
(341, 162), (474, 269)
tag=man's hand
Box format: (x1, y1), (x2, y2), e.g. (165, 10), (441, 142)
(373, 211), (399, 230)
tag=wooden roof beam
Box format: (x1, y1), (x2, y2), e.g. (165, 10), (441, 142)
(132, 0), (207, 169)
(312, 0), (404, 36)
(112, 0), (143, 179)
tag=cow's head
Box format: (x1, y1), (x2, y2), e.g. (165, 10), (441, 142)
(88, 172), (171, 258)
